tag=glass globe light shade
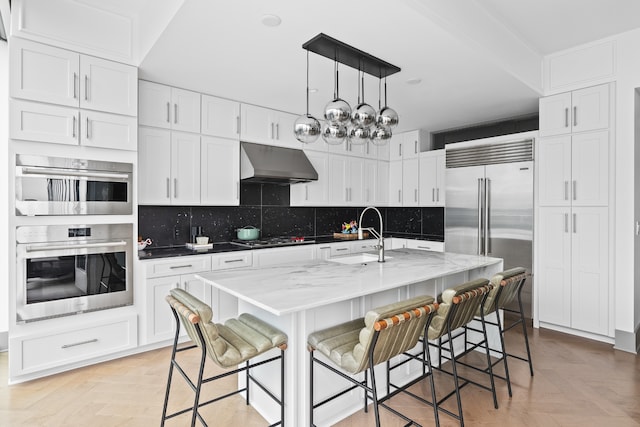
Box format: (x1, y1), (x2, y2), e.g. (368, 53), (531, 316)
(348, 125), (370, 145)
(370, 124), (392, 146)
(377, 106), (399, 129)
(294, 114), (321, 143)
(324, 98), (352, 125)
(351, 102), (377, 129)
(322, 123), (347, 145)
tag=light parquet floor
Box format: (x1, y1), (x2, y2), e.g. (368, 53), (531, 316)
(1, 322), (639, 426)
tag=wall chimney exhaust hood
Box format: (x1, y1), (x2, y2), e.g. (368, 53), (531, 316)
(240, 142), (318, 184)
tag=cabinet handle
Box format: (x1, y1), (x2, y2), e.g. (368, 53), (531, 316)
(305, 185), (309, 201)
(166, 102), (171, 123)
(174, 103), (178, 124)
(417, 245), (432, 250)
(336, 248), (348, 251)
(366, 188), (370, 202)
(432, 188), (435, 202)
(174, 178), (178, 198)
(84, 75), (88, 101)
(86, 117), (90, 139)
(73, 72), (77, 99)
(61, 338), (98, 349)
(414, 140), (418, 154)
(319, 246), (330, 250)
(224, 259), (244, 263)
(573, 180), (576, 201)
(270, 123), (274, 139)
(276, 123), (279, 139)
(398, 189), (401, 203)
(72, 115), (76, 138)
(564, 108), (569, 128)
(414, 189), (417, 202)
(573, 106), (577, 127)
(573, 213), (577, 233)
(564, 213), (568, 233)
(236, 116), (240, 134)
(436, 188), (440, 202)
(564, 181), (568, 200)
(170, 264), (193, 269)
(236, 181), (240, 200)
(166, 178), (170, 198)
(399, 144), (402, 157)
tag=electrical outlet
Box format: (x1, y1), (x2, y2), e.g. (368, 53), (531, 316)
(174, 226), (180, 239)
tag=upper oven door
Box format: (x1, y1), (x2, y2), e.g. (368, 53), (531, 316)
(15, 155), (132, 216)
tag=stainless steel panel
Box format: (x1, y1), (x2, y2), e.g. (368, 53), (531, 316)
(445, 165), (484, 255)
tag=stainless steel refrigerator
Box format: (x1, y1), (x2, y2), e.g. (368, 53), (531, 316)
(444, 135), (534, 318)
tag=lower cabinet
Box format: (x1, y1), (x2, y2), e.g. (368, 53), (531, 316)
(390, 238), (444, 252)
(537, 206), (609, 336)
(9, 313), (137, 377)
(253, 245), (315, 267)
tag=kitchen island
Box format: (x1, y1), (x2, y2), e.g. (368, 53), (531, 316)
(196, 248), (503, 426)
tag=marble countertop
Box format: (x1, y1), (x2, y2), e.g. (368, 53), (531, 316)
(196, 248), (502, 316)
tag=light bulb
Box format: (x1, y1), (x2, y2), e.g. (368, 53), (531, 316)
(294, 114), (321, 143)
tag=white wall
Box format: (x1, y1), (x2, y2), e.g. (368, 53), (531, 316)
(0, 39), (8, 343)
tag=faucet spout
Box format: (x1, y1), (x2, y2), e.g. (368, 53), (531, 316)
(358, 206), (385, 262)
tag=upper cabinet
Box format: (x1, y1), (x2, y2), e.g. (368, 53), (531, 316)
(240, 104), (301, 149)
(389, 129), (428, 161)
(139, 81), (200, 133)
(10, 38), (137, 116)
(201, 95), (241, 139)
(419, 150), (445, 207)
(539, 84), (609, 137)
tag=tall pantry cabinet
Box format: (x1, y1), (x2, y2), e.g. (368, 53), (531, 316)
(536, 83), (612, 338)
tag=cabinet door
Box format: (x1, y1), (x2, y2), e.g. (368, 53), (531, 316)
(571, 84), (609, 134)
(80, 55), (137, 116)
(537, 135), (572, 206)
(376, 161), (389, 205)
(10, 100), (79, 145)
(537, 207), (572, 327)
(403, 158), (419, 206)
(419, 154), (438, 206)
(171, 132), (201, 205)
(328, 154), (348, 205)
(570, 207), (609, 335)
(138, 81), (171, 129)
(81, 110), (137, 151)
(388, 160), (403, 206)
(363, 159), (377, 205)
(241, 104), (272, 144)
(171, 87), (200, 133)
(200, 136), (240, 206)
(539, 92), (572, 137)
(347, 157), (364, 205)
(146, 276), (180, 343)
(571, 131), (608, 206)
(181, 274), (211, 308)
(273, 111), (301, 149)
(201, 94), (240, 139)
(10, 38), (79, 108)
(435, 151), (445, 206)
(402, 130), (421, 159)
(291, 151), (329, 206)
(138, 127), (171, 204)
(389, 133), (403, 161)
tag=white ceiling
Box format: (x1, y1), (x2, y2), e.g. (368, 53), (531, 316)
(138, 0), (640, 134)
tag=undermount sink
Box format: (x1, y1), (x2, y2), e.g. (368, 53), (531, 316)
(328, 253), (392, 265)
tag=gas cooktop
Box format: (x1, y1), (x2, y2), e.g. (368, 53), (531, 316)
(230, 237), (315, 248)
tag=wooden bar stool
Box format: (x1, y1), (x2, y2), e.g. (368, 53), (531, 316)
(161, 288), (288, 427)
(308, 295), (439, 427)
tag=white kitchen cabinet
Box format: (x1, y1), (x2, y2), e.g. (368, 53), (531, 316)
(200, 136), (240, 206)
(402, 158), (419, 206)
(328, 154), (364, 206)
(138, 128), (201, 205)
(376, 161), (389, 205)
(252, 245), (315, 267)
(139, 81), (200, 133)
(10, 100), (137, 150)
(539, 84), (609, 137)
(328, 140), (376, 159)
(201, 95), (240, 139)
(240, 104), (301, 149)
(290, 150), (329, 206)
(10, 38), (137, 116)
(389, 129), (427, 161)
(405, 239), (445, 252)
(419, 150), (445, 207)
(363, 159), (377, 205)
(538, 131), (608, 207)
(388, 160), (403, 207)
(537, 206), (608, 335)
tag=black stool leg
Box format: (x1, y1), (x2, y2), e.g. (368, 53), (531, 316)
(493, 310), (512, 397)
(447, 328), (464, 427)
(517, 288), (534, 376)
(191, 326), (207, 427)
(161, 308), (181, 426)
(246, 360), (251, 405)
(281, 349), (285, 427)
(309, 350), (314, 427)
(425, 340), (440, 427)
(480, 311), (499, 409)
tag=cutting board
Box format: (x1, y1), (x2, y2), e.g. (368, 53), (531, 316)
(333, 232), (369, 240)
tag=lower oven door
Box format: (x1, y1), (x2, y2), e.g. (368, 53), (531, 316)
(16, 238), (133, 322)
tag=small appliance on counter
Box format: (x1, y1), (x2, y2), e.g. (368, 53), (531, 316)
(186, 226), (213, 250)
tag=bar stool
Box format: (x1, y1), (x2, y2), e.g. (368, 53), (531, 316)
(161, 288), (288, 427)
(422, 279), (496, 426)
(308, 295), (439, 427)
(466, 267), (533, 391)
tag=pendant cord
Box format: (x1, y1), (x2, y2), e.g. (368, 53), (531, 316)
(305, 50), (310, 115)
(384, 75), (388, 108)
(356, 65), (361, 104)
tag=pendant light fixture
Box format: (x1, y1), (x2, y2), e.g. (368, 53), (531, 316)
(349, 65), (375, 145)
(370, 75), (393, 146)
(294, 50), (321, 143)
(322, 59), (350, 145)
(376, 75), (399, 129)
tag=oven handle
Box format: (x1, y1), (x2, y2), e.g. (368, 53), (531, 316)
(25, 241), (129, 252)
(20, 167), (130, 180)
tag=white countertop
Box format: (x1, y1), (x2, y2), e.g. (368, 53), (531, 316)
(196, 248), (503, 316)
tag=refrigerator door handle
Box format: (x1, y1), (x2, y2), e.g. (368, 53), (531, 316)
(478, 178), (483, 255)
(484, 178), (490, 255)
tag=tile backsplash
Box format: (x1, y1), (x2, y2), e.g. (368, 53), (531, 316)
(139, 183), (444, 247)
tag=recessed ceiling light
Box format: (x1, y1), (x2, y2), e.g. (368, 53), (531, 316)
(261, 14), (282, 27)
(406, 78), (422, 85)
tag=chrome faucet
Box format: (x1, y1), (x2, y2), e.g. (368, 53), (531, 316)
(358, 206), (385, 262)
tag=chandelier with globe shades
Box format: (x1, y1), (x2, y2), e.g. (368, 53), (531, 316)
(293, 33), (400, 147)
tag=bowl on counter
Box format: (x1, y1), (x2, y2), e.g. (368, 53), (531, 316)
(236, 226), (260, 240)
(138, 238), (152, 251)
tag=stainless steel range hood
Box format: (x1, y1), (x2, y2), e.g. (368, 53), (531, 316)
(240, 142), (318, 184)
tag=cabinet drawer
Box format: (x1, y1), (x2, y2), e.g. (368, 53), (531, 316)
(212, 252), (253, 270)
(145, 255), (212, 278)
(330, 243), (352, 257)
(406, 240), (445, 252)
(12, 314), (137, 375)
